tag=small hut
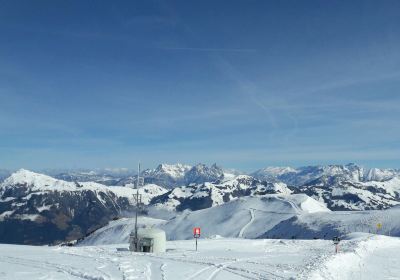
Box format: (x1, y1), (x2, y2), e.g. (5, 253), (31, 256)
(129, 228), (166, 253)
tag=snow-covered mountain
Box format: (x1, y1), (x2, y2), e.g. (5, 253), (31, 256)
(47, 163), (231, 189)
(251, 166), (299, 183)
(161, 195), (330, 240)
(50, 168), (136, 186)
(363, 167), (400, 181)
(79, 196), (400, 245)
(151, 175), (292, 211)
(251, 164), (361, 186)
(142, 163), (226, 188)
(0, 169), (167, 245)
(141, 163), (191, 188)
(2, 163), (400, 245)
(297, 175), (400, 210)
(43, 162), (400, 190)
(252, 163), (400, 186)
(78, 194), (329, 244)
(183, 163), (224, 185)
(251, 163), (400, 211)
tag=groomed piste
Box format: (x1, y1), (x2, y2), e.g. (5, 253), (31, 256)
(1, 234), (399, 279)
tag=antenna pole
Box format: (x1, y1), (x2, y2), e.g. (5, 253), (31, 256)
(134, 162), (141, 251)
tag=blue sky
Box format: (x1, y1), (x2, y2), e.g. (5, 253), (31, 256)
(1, 0), (399, 171)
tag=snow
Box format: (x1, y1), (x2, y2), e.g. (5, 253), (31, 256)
(36, 205), (52, 212)
(13, 214), (41, 221)
(364, 168), (399, 181)
(360, 177), (400, 196)
(111, 184), (168, 205)
(0, 196), (15, 202)
(78, 195), (334, 244)
(0, 239), (330, 279)
(79, 216), (167, 246)
(1, 235), (399, 279)
(0, 210), (14, 221)
(1, 169), (119, 193)
(153, 176), (293, 212)
(310, 234), (400, 280)
(238, 208), (255, 238)
(155, 163), (192, 178)
(0, 169), (167, 206)
(255, 166), (298, 176)
(160, 195), (329, 240)
(263, 205), (400, 240)
(272, 182), (293, 195)
(300, 197), (331, 213)
(251, 163), (400, 188)
(142, 163), (192, 183)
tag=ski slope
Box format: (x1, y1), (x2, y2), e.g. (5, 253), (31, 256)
(79, 195), (400, 247)
(162, 195), (330, 240)
(79, 195), (330, 245)
(0, 235), (399, 279)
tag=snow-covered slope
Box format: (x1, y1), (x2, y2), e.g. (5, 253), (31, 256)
(0, 169), (167, 245)
(77, 194), (329, 245)
(310, 234), (400, 280)
(183, 163), (224, 185)
(252, 164), (400, 211)
(0, 169), (167, 205)
(142, 163), (192, 188)
(2, 169), (121, 192)
(116, 183), (169, 204)
(252, 163), (400, 186)
(161, 195), (330, 240)
(151, 175), (293, 211)
(160, 196), (400, 241)
(3, 165), (400, 245)
(298, 176), (400, 210)
(2, 234), (400, 280)
(50, 168), (136, 186)
(261, 205), (400, 239)
(252, 164), (364, 186)
(251, 166), (299, 183)
(50, 196), (400, 245)
(141, 163), (231, 188)
(363, 167), (400, 181)
(78, 216), (167, 246)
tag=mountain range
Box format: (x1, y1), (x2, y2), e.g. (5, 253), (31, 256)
(4, 163), (398, 189)
(0, 163), (399, 245)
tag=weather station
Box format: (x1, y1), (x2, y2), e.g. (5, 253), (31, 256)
(129, 163), (166, 253)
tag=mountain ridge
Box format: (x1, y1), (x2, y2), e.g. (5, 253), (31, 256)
(1, 163), (400, 245)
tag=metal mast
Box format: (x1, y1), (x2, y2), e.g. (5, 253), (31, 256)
(133, 162), (142, 251)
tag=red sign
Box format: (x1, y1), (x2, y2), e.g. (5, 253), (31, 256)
(193, 227), (201, 236)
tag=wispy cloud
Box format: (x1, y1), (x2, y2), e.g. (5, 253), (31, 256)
(159, 47), (257, 53)
(286, 70), (400, 97)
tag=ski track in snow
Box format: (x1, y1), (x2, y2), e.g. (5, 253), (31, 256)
(276, 196), (301, 214)
(160, 263), (167, 280)
(0, 255), (108, 280)
(238, 209), (255, 238)
(1, 236), (400, 279)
